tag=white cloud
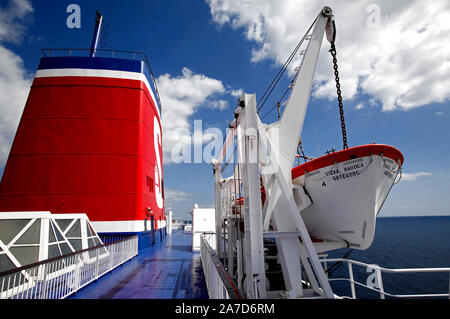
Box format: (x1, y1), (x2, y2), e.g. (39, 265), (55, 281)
(206, 0), (450, 111)
(209, 99), (228, 110)
(164, 188), (192, 204)
(230, 88), (243, 97)
(0, 0), (33, 43)
(402, 172), (432, 181)
(0, 0), (33, 168)
(158, 67), (237, 164)
(434, 111), (444, 116)
(355, 103), (364, 110)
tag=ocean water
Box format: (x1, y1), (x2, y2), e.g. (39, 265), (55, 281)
(324, 216), (450, 299)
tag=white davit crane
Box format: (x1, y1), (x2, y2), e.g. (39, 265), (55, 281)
(203, 6), (450, 301)
(209, 7), (337, 299)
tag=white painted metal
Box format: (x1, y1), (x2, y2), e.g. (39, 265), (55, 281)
(273, 8), (329, 184)
(0, 211), (107, 282)
(200, 233), (233, 299)
(191, 206), (216, 252)
(320, 257), (450, 299)
(241, 94), (267, 299)
(0, 235), (137, 299)
(207, 7), (337, 299)
(166, 208), (173, 234)
(257, 118), (334, 297)
(253, 8), (336, 298)
(293, 154), (400, 251)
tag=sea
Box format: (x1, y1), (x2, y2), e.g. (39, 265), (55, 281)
(324, 216), (450, 299)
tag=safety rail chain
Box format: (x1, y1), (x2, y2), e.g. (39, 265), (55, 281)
(0, 235), (138, 299)
(40, 48), (163, 113)
(320, 257), (450, 299)
(200, 233), (244, 299)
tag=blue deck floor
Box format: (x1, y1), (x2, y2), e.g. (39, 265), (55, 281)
(69, 230), (208, 299)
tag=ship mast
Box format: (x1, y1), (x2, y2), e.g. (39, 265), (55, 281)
(89, 11), (103, 57)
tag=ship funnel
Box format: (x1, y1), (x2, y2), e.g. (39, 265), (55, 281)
(89, 10), (103, 57)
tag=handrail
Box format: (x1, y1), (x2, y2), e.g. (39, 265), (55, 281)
(324, 257), (450, 273)
(321, 257), (450, 299)
(200, 233), (245, 299)
(0, 235), (137, 277)
(41, 48), (148, 61)
(40, 48), (163, 114)
(0, 235), (138, 299)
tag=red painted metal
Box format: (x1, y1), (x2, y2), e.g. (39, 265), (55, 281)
(0, 75), (164, 229)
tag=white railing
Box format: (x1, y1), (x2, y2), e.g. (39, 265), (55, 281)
(200, 234), (450, 300)
(320, 257), (450, 299)
(0, 236), (138, 299)
(200, 233), (242, 299)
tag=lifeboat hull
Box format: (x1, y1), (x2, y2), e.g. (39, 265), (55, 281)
(292, 144), (404, 250)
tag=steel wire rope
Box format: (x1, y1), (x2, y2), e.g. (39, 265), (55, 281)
(325, 249), (353, 275)
(256, 14), (320, 116)
(260, 86), (290, 121)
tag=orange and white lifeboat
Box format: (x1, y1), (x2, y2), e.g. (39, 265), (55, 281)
(291, 144), (404, 250)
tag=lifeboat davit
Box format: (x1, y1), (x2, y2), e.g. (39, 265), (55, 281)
(291, 144), (404, 250)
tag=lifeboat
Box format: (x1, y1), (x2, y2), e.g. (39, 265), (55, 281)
(291, 144), (404, 250)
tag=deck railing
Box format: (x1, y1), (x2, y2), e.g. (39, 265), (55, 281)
(200, 234), (450, 299)
(200, 233), (243, 299)
(320, 257), (450, 299)
(0, 236), (138, 299)
(40, 48), (162, 112)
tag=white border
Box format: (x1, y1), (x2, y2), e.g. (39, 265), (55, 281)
(91, 220), (147, 233)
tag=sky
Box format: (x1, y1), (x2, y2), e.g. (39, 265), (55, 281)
(0, 0), (449, 219)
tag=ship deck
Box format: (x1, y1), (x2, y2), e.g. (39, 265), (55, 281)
(68, 230), (208, 299)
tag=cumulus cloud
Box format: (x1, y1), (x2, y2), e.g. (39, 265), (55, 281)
(0, 0), (33, 43)
(157, 67), (240, 164)
(0, 0), (33, 169)
(229, 88), (243, 97)
(164, 188), (192, 204)
(206, 0), (450, 111)
(402, 172), (432, 181)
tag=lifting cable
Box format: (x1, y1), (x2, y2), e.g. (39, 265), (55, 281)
(325, 248), (353, 275)
(256, 13), (350, 152)
(256, 14), (320, 115)
(260, 86), (290, 121)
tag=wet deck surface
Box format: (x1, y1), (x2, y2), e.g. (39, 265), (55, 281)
(69, 230), (208, 299)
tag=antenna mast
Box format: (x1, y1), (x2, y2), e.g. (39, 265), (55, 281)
(89, 11), (103, 57)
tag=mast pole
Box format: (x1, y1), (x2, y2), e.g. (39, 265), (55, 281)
(89, 11), (103, 58)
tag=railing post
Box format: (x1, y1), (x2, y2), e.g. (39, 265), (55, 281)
(376, 268), (385, 299)
(348, 262), (356, 299)
(12, 274), (18, 299)
(74, 255), (81, 294)
(109, 244), (113, 269)
(0, 276), (5, 299)
(95, 247), (99, 280)
(40, 264), (48, 299)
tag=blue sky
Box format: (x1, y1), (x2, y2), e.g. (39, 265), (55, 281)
(0, 0), (449, 219)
